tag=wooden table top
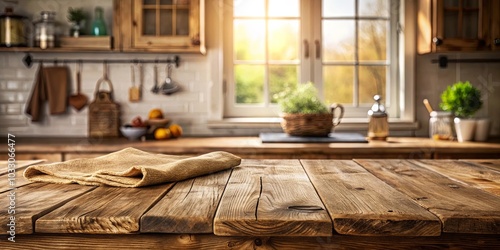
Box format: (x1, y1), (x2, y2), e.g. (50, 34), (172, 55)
(1, 159), (500, 249)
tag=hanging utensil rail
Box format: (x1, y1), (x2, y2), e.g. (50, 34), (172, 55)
(22, 53), (180, 68)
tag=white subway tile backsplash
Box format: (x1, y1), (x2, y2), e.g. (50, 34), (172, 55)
(0, 92), (17, 103)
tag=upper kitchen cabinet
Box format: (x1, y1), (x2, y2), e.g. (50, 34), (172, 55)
(114, 0), (205, 54)
(491, 0), (500, 51)
(418, 0), (489, 54)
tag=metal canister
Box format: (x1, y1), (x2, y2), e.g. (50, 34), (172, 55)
(367, 95), (389, 140)
(0, 7), (28, 47)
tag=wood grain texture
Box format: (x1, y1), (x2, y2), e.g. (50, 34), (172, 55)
(463, 159), (500, 171)
(7, 233), (500, 250)
(0, 160), (45, 175)
(414, 160), (500, 195)
(0, 183), (95, 234)
(214, 159), (332, 236)
(141, 169), (232, 233)
(0, 160), (45, 193)
(355, 159), (500, 234)
(35, 183), (173, 234)
(0, 153), (61, 162)
(301, 160), (441, 236)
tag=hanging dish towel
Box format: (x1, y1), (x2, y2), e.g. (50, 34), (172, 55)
(25, 64), (69, 121)
(23, 147), (242, 187)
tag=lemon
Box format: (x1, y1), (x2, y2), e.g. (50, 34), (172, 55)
(148, 108), (164, 119)
(168, 124), (183, 138)
(154, 128), (171, 140)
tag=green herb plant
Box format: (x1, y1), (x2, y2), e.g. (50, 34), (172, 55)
(439, 81), (483, 118)
(275, 82), (329, 114)
(67, 7), (87, 23)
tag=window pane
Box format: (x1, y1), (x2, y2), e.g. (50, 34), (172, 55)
(323, 20), (355, 62)
(444, 11), (458, 38)
(269, 65), (298, 103)
(359, 0), (389, 17)
(160, 0), (173, 4)
(359, 66), (386, 104)
(235, 65), (265, 104)
(322, 0), (355, 17)
(463, 11), (478, 39)
(143, 9), (156, 35)
(234, 0), (265, 17)
(358, 20), (387, 61)
(159, 10), (173, 35)
(176, 9), (189, 36)
(323, 66), (354, 104)
(268, 20), (299, 61)
(269, 0), (299, 17)
(234, 20), (265, 61)
(144, 0), (157, 5)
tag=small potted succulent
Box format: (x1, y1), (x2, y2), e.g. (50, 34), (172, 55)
(67, 7), (87, 37)
(275, 82), (344, 137)
(440, 81), (483, 142)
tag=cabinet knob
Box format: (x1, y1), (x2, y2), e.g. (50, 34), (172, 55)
(432, 37), (443, 46)
(494, 38), (500, 46)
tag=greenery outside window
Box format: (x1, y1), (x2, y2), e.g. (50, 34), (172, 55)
(223, 0), (408, 119)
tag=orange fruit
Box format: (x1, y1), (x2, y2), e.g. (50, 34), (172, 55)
(168, 124), (183, 138)
(154, 128), (171, 140)
(148, 108), (164, 119)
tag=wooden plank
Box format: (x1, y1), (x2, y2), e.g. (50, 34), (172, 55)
(0, 183), (95, 234)
(7, 233), (500, 250)
(301, 160), (441, 236)
(462, 159), (500, 171)
(355, 159), (500, 234)
(0, 153), (61, 162)
(35, 183), (174, 234)
(141, 169), (232, 233)
(414, 160), (500, 196)
(0, 160), (45, 193)
(0, 160), (45, 175)
(214, 159), (332, 236)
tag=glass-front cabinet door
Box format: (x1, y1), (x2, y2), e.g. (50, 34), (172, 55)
(115, 0), (204, 53)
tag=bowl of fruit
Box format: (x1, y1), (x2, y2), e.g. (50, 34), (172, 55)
(120, 116), (148, 140)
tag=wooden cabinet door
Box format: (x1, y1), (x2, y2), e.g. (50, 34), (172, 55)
(491, 0), (500, 50)
(418, 0), (489, 53)
(114, 0), (205, 53)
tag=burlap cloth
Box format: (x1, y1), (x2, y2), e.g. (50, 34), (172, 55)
(23, 147), (241, 187)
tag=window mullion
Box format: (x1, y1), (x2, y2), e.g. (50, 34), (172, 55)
(353, 0), (359, 107)
(264, 0), (270, 107)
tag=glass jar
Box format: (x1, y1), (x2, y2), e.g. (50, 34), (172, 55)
(91, 7), (107, 36)
(429, 111), (454, 140)
(34, 11), (56, 49)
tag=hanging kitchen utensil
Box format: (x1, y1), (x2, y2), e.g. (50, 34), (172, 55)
(68, 61), (88, 111)
(129, 64), (140, 102)
(151, 62), (160, 94)
(160, 63), (180, 95)
(88, 62), (120, 138)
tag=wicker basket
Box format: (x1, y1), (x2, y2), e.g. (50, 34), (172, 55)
(280, 104), (345, 137)
(281, 113), (334, 137)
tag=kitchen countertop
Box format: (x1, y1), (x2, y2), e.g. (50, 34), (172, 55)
(3, 136), (500, 159)
(1, 159), (499, 249)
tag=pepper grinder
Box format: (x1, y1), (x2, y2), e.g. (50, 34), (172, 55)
(367, 95), (388, 140)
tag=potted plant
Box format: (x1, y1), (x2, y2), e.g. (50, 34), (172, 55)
(67, 7), (87, 37)
(275, 82), (344, 136)
(440, 81), (483, 142)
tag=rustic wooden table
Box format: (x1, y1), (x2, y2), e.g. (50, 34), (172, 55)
(1, 159), (499, 249)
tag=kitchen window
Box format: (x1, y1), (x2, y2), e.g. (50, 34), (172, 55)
(223, 0), (412, 120)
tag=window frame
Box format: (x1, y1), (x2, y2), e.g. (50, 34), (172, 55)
(216, 0), (415, 124)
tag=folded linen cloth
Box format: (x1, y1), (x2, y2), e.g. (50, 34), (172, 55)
(23, 147), (241, 187)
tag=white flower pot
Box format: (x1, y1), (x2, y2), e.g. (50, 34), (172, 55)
(454, 118), (476, 142)
(474, 118), (490, 142)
